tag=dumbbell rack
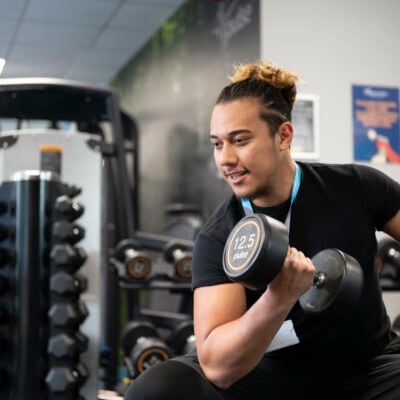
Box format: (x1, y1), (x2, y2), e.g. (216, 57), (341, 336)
(115, 231), (195, 383)
(0, 171), (89, 400)
(116, 231), (194, 313)
(0, 78), (141, 397)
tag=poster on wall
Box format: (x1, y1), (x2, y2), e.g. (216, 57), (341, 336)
(291, 93), (319, 160)
(352, 85), (400, 163)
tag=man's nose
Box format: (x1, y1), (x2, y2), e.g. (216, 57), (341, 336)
(217, 143), (237, 166)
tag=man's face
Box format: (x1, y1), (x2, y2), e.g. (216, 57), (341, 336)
(210, 97), (286, 206)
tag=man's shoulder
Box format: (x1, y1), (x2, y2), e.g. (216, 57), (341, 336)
(200, 194), (243, 238)
(298, 161), (376, 181)
(299, 161), (392, 184)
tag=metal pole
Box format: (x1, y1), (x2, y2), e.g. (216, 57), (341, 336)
(13, 171), (55, 400)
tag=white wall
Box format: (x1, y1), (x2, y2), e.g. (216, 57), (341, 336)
(260, 0), (400, 181)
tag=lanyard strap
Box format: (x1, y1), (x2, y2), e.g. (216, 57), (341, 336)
(240, 162), (301, 230)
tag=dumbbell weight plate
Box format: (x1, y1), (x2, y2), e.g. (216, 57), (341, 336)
(0, 368), (8, 388)
(223, 214), (289, 290)
(164, 242), (193, 280)
(299, 249), (364, 317)
(121, 320), (172, 375)
(115, 239), (152, 280)
(121, 321), (158, 355)
(171, 320), (194, 355)
(392, 315), (400, 336)
(125, 251), (152, 280)
(377, 238), (400, 288)
(174, 250), (192, 280)
(132, 337), (171, 375)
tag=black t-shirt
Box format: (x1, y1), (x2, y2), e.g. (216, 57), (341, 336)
(191, 162), (400, 367)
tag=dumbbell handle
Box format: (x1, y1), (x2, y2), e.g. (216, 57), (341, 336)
(388, 247), (400, 261)
(313, 271), (326, 289)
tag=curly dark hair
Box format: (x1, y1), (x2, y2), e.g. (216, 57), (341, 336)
(216, 60), (301, 133)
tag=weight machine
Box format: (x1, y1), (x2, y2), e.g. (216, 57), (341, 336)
(0, 78), (138, 399)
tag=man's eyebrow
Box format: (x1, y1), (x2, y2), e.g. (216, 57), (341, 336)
(209, 129), (251, 139)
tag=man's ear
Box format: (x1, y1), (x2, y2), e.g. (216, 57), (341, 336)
(277, 122), (293, 150)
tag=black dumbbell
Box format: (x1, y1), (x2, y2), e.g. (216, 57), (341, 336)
(53, 220), (85, 244)
(0, 336), (9, 357)
(170, 320), (196, 355)
(54, 195), (84, 221)
(164, 241), (192, 280)
(45, 363), (88, 394)
(0, 276), (8, 295)
(0, 368), (9, 388)
(48, 301), (88, 328)
(59, 183), (82, 199)
(0, 304), (11, 325)
(48, 331), (88, 359)
(223, 214), (364, 317)
(121, 320), (172, 377)
(48, 333), (81, 360)
(377, 238), (400, 287)
(393, 315), (400, 336)
(75, 331), (89, 353)
(50, 271), (87, 298)
(0, 247), (9, 267)
(50, 244), (87, 273)
(0, 201), (7, 215)
(0, 225), (8, 241)
(114, 239), (152, 280)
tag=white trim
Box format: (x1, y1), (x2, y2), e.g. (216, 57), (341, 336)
(291, 93), (320, 160)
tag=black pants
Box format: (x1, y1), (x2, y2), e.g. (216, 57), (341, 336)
(124, 336), (400, 400)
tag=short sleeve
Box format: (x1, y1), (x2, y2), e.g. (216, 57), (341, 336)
(357, 165), (400, 230)
(191, 231), (230, 290)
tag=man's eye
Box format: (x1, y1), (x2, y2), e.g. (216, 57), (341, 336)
(233, 137), (245, 144)
(211, 141), (222, 149)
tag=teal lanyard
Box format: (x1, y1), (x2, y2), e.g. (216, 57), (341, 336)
(240, 162), (301, 231)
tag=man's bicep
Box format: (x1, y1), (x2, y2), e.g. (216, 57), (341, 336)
(193, 283), (246, 345)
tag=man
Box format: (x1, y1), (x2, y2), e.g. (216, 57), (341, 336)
(125, 60), (400, 400)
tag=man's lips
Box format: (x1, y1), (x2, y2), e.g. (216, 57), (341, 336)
(225, 170), (247, 184)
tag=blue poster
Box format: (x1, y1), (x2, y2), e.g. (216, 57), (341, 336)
(353, 85), (400, 163)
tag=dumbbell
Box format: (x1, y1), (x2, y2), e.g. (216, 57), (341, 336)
(138, 308), (195, 355)
(59, 183), (82, 199)
(75, 331), (89, 353)
(170, 320), (196, 355)
(45, 363), (88, 395)
(48, 332), (88, 360)
(0, 368), (8, 388)
(0, 276), (9, 295)
(0, 247), (9, 267)
(50, 271), (87, 298)
(223, 214), (364, 317)
(393, 315), (400, 336)
(0, 304), (11, 325)
(48, 301), (89, 328)
(114, 239), (152, 280)
(0, 225), (8, 241)
(121, 320), (172, 377)
(54, 195), (84, 221)
(164, 241), (192, 280)
(50, 244), (87, 273)
(0, 335), (9, 357)
(377, 238), (400, 287)
(53, 220), (85, 244)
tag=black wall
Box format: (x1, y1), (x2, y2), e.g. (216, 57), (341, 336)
(112, 0), (260, 233)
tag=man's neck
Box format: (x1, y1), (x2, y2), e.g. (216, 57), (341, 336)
(252, 159), (296, 208)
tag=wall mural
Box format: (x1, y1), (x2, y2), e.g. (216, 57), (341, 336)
(112, 0), (260, 233)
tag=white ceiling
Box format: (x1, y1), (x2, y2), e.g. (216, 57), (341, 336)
(0, 0), (185, 86)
